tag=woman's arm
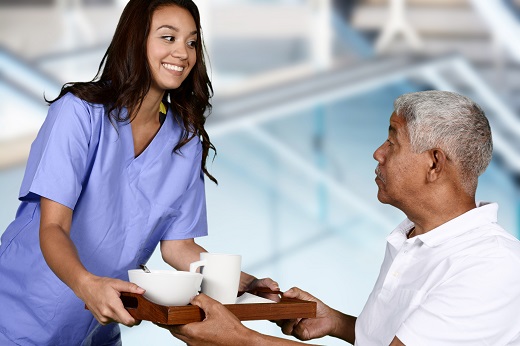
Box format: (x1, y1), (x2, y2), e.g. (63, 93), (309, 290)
(39, 197), (144, 326)
(160, 239), (207, 271)
(160, 239), (279, 292)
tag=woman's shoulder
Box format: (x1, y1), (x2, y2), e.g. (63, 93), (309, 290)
(48, 92), (108, 124)
(50, 92), (103, 112)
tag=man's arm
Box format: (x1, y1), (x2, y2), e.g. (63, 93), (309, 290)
(281, 288), (356, 344)
(163, 287), (357, 345)
(164, 293), (315, 346)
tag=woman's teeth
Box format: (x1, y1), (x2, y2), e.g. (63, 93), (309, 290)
(162, 63), (184, 72)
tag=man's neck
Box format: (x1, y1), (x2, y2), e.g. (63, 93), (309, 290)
(405, 197), (477, 236)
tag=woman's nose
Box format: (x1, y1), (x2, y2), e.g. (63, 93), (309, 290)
(171, 44), (188, 60)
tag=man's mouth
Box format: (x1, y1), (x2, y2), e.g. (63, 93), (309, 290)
(375, 166), (385, 183)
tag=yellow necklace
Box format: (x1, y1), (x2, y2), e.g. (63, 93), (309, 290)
(159, 102), (167, 115)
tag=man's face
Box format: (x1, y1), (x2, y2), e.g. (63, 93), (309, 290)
(373, 112), (429, 209)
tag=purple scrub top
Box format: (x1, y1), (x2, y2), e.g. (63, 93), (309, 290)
(0, 93), (208, 345)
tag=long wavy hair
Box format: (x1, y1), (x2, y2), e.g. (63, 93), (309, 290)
(47, 0), (217, 183)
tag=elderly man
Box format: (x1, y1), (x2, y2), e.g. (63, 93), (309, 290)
(164, 91), (520, 345)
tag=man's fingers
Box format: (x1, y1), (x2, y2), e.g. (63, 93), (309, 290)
(283, 287), (314, 301)
(278, 318), (300, 336)
(190, 293), (214, 310)
(283, 287), (300, 299)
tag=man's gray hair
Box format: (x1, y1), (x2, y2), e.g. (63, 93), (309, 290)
(394, 90), (493, 195)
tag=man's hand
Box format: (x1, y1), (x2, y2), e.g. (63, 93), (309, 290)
(276, 287), (336, 341)
(162, 293), (253, 346)
(277, 287), (356, 344)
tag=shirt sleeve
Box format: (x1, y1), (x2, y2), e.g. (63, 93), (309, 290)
(161, 141), (208, 240)
(396, 252), (520, 345)
(19, 93), (92, 210)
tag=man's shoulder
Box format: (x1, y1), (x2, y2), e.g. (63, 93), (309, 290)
(450, 225), (520, 264)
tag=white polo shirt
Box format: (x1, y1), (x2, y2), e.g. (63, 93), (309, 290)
(355, 202), (520, 345)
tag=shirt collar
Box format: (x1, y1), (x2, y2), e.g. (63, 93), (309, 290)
(387, 218), (415, 250)
(387, 202), (498, 249)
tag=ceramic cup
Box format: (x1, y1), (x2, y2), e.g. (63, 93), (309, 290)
(189, 253), (241, 304)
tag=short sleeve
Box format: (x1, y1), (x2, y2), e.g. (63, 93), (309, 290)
(161, 143), (208, 240)
(396, 253), (520, 345)
(19, 93), (92, 210)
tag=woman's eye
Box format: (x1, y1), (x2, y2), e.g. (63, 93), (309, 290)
(162, 36), (174, 42)
(187, 40), (197, 48)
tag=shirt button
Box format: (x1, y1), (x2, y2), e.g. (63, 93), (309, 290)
(392, 271), (399, 277)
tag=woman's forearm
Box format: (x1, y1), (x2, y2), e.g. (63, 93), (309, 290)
(160, 239), (207, 271)
(40, 222), (92, 294)
(39, 197), (93, 295)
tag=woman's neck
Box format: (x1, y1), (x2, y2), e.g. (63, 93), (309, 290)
(133, 89), (164, 125)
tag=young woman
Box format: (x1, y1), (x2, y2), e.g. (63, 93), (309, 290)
(0, 1), (277, 344)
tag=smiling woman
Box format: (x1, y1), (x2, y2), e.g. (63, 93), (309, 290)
(0, 1), (278, 345)
(147, 5), (198, 92)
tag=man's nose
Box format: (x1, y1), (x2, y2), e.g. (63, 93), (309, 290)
(373, 143), (385, 163)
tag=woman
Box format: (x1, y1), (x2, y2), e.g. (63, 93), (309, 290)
(0, 1), (277, 344)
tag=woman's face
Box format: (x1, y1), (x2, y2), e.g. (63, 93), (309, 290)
(147, 5), (197, 93)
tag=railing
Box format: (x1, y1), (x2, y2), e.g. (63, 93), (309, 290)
(469, 0), (520, 62)
(208, 54), (520, 173)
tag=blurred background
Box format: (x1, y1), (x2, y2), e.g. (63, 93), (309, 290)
(1, 0), (520, 344)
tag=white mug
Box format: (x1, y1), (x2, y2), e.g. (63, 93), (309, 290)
(189, 253), (241, 304)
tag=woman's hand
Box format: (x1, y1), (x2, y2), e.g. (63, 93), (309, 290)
(239, 272), (281, 301)
(39, 197), (144, 327)
(78, 274), (145, 327)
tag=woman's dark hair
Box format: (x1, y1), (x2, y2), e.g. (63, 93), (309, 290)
(47, 0), (217, 183)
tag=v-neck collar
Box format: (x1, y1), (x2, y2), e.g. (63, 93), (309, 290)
(119, 108), (172, 179)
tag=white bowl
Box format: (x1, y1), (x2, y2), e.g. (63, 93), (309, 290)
(128, 269), (202, 306)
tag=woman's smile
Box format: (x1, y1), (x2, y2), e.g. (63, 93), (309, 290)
(162, 63), (185, 72)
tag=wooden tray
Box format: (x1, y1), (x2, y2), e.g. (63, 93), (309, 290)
(120, 292), (317, 325)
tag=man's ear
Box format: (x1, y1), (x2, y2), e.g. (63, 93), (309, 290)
(427, 148), (447, 182)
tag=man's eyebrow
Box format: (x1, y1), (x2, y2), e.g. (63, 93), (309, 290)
(157, 25), (197, 36)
